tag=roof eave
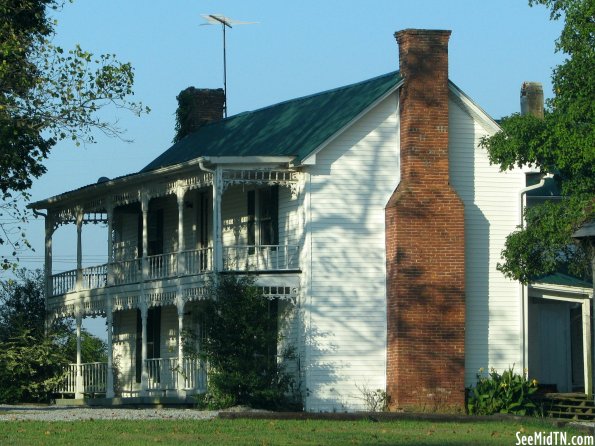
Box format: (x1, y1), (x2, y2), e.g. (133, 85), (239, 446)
(448, 81), (501, 133)
(28, 157), (209, 210)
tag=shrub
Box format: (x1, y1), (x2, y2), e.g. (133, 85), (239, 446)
(191, 275), (300, 410)
(467, 366), (539, 416)
(0, 331), (69, 403)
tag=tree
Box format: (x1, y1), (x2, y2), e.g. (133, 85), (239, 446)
(480, 0), (594, 284)
(193, 275), (298, 410)
(0, 269), (107, 402)
(0, 0), (148, 270)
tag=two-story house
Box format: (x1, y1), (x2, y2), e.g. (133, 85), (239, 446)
(30, 28), (579, 412)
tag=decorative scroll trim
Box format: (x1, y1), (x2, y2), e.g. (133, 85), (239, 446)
(184, 286), (208, 302)
(260, 285), (298, 304)
(113, 295), (140, 311)
(147, 290), (177, 308)
(222, 170), (301, 197)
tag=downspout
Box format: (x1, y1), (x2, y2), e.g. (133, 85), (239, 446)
(518, 173), (553, 375)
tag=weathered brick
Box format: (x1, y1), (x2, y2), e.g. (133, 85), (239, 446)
(385, 29), (466, 411)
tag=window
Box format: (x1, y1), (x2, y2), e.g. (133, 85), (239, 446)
(246, 187), (279, 253)
(148, 209), (164, 256)
(259, 186), (279, 247)
(136, 208), (164, 257)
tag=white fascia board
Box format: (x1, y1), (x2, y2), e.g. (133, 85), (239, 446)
(448, 82), (501, 134)
(29, 157), (209, 210)
(202, 156), (295, 165)
(298, 81), (403, 167)
(530, 282), (593, 299)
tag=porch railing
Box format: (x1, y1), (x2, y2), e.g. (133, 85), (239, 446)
(82, 264), (107, 290)
(55, 362), (107, 395)
(223, 245), (300, 271)
(50, 245), (299, 296)
(145, 357), (206, 393)
(52, 269), (77, 296)
(183, 248), (212, 275)
(148, 253), (177, 279)
(55, 359), (206, 397)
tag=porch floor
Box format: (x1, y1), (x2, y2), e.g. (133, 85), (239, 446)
(54, 395), (197, 408)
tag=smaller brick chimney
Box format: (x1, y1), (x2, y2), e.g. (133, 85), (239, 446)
(520, 82), (544, 118)
(173, 87), (225, 143)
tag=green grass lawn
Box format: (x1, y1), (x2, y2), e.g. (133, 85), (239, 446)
(0, 418), (591, 446)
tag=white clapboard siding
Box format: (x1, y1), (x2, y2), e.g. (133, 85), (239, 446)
(160, 305), (179, 361)
(112, 309), (139, 394)
(221, 186), (246, 247)
(448, 94), (524, 386)
(302, 93), (399, 412)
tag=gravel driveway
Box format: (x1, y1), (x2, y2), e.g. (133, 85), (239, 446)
(0, 404), (219, 422)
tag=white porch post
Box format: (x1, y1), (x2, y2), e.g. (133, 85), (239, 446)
(106, 203), (114, 286)
(176, 189), (186, 276)
(212, 167), (223, 272)
(140, 304), (148, 396)
(75, 311), (83, 399)
(177, 302), (185, 394)
(583, 299), (592, 397)
(106, 305), (114, 398)
(141, 194), (149, 279)
(44, 215), (54, 304)
(76, 209), (83, 290)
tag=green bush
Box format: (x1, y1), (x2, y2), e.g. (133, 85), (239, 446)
(0, 331), (69, 403)
(467, 366), (539, 416)
(191, 275), (300, 410)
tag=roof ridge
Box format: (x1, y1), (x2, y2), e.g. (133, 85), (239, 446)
(224, 70), (400, 120)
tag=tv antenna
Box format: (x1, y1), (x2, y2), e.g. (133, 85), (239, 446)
(201, 14), (257, 117)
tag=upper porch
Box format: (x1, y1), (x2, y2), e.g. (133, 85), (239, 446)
(30, 158), (304, 319)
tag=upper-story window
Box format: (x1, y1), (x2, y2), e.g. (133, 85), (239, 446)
(259, 186), (278, 246)
(247, 186), (279, 249)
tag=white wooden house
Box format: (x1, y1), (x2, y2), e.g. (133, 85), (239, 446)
(29, 29), (592, 411)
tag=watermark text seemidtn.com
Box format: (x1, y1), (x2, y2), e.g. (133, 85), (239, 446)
(516, 431), (594, 446)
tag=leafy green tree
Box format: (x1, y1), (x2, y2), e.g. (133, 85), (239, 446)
(0, 330), (69, 403)
(194, 275), (298, 410)
(0, 269), (107, 402)
(0, 0), (148, 270)
(480, 0), (594, 284)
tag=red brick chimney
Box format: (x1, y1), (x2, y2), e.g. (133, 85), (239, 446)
(385, 29), (466, 411)
(174, 87), (225, 142)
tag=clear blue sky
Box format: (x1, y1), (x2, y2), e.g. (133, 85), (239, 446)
(12, 0), (564, 337)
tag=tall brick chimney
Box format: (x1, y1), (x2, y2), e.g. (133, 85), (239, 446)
(385, 29), (466, 411)
(173, 87), (225, 143)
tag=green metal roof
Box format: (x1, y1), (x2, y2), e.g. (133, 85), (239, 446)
(142, 71), (401, 172)
(535, 272), (592, 289)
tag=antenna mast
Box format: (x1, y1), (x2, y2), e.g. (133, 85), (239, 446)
(201, 14), (257, 118)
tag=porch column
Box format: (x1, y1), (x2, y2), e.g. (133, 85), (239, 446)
(583, 299), (592, 397)
(76, 209), (83, 290)
(140, 304), (148, 396)
(177, 302), (186, 394)
(106, 203), (114, 286)
(106, 306), (114, 398)
(141, 194), (149, 280)
(212, 167), (223, 272)
(75, 311), (83, 399)
(44, 215), (54, 304)
(176, 189), (186, 276)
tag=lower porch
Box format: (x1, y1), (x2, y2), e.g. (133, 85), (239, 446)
(55, 357), (206, 401)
